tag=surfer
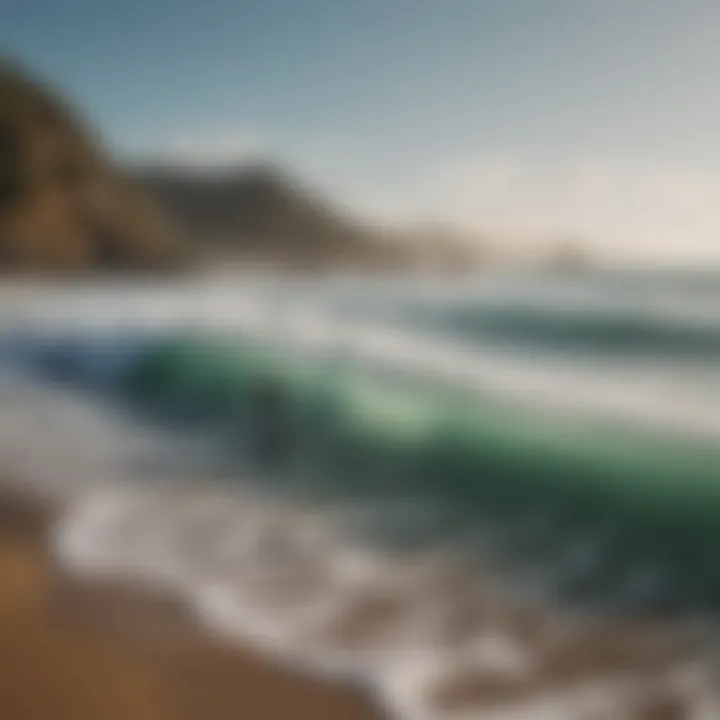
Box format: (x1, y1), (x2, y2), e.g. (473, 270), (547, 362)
(247, 376), (293, 467)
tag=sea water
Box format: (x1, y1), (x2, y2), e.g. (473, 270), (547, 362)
(1, 273), (720, 718)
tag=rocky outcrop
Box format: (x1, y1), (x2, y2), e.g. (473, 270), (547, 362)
(0, 60), (183, 273)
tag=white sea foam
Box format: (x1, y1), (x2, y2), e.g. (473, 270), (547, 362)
(6, 279), (720, 441)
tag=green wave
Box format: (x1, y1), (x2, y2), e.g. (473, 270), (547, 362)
(114, 332), (720, 611)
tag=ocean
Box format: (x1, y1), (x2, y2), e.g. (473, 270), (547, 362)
(1, 271), (720, 718)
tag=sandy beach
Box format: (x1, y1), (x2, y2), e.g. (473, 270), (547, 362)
(0, 488), (379, 720)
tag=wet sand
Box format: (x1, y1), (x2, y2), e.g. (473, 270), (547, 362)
(1, 482), (717, 720)
(0, 489), (379, 720)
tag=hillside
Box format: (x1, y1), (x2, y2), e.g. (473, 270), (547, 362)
(0, 60), (182, 272)
(133, 163), (402, 269)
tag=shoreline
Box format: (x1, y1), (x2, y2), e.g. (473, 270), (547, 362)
(2, 476), (720, 719)
(0, 486), (380, 720)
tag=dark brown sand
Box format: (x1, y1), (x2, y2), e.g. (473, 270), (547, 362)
(0, 489), (379, 720)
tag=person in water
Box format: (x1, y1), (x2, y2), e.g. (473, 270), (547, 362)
(247, 376), (293, 467)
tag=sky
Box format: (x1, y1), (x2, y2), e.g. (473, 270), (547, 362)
(4, 0), (720, 263)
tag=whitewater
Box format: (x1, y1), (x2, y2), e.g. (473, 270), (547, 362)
(1, 274), (720, 718)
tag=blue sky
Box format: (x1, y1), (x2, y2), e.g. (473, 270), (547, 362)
(4, 0), (720, 261)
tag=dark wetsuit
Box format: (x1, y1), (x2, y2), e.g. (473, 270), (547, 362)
(247, 377), (292, 467)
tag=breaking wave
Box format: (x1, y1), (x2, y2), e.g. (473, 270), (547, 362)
(1, 276), (720, 718)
